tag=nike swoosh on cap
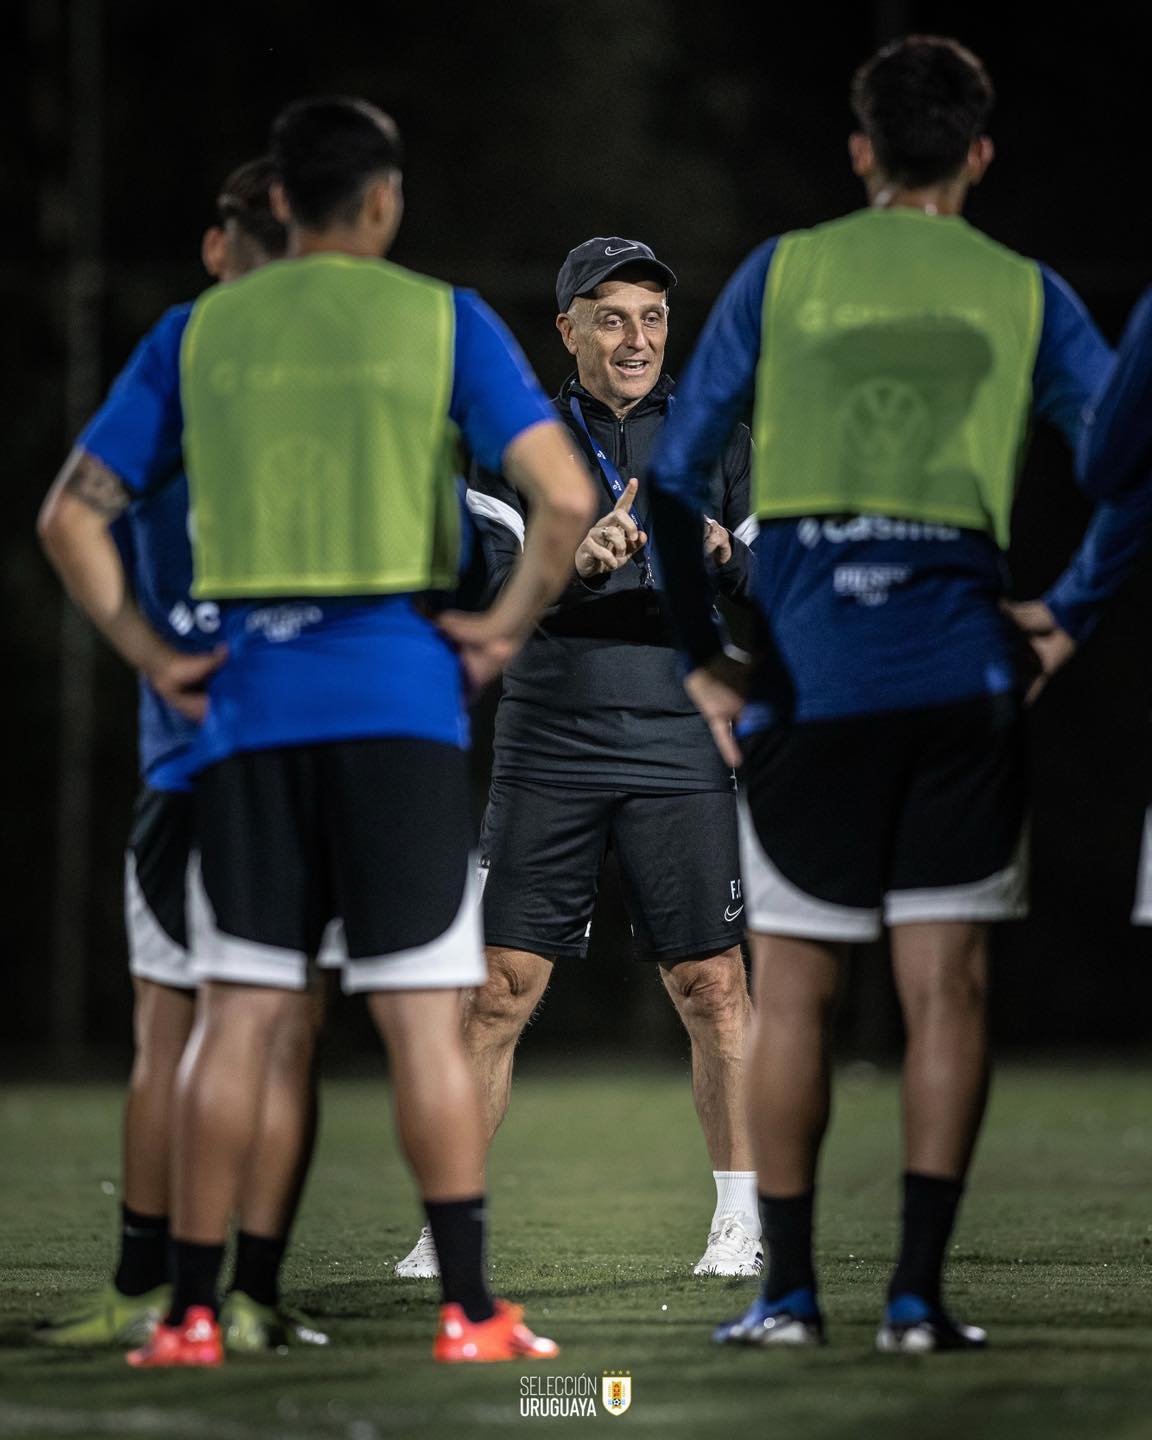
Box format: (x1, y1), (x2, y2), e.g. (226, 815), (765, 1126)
(604, 244), (640, 255)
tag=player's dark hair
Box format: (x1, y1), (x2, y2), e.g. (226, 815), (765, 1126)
(851, 35), (994, 188)
(271, 96), (403, 229)
(215, 156), (287, 259)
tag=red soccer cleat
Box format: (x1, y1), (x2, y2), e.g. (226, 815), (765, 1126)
(127, 1306), (224, 1368)
(433, 1299), (560, 1363)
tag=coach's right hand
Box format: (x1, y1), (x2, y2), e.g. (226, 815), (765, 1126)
(574, 477), (647, 578)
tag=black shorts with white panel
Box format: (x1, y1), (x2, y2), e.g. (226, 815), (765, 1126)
(189, 738), (485, 993)
(479, 776), (744, 963)
(738, 693), (1028, 941)
(125, 785), (196, 990)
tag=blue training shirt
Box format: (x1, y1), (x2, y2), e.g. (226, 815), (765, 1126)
(78, 282), (555, 778)
(649, 225), (1118, 726)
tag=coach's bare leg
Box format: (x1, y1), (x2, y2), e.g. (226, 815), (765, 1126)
(237, 983), (326, 1240)
(461, 948), (553, 1140)
(660, 948), (754, 1171)
(747, 934), (846, 1194)
(890, 922), (990, 1180)
(123, 978), (195, 1217)
(171, 982), (302, 1244)
(368, 989), (487, 1197)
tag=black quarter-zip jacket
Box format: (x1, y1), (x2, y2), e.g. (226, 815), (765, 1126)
(466, 373), (755, 792)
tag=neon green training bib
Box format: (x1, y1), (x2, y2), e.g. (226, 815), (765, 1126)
(751, 208), (1043, 547)
(180, 252), (460, 598)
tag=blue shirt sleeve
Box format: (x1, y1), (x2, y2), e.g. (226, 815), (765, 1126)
(1032, 266), (1113, 454)
(649, 238), (778, 506)
(647, 240), (777, 666)
(450, 290), (556, 472)
(77, 304), (191, 495)
(1043, 482), (1152, 641)
(1077, 283), (1152, 498)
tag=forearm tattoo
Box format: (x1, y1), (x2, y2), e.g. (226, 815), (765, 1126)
(63, 451), (131, 519)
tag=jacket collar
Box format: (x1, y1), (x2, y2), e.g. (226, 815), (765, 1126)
(558, 371), (675, 424)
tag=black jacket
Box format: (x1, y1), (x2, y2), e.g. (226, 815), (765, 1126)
(466, 373), (755, 792)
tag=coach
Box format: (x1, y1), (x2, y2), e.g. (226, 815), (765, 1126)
(397, 237), (761, 1279)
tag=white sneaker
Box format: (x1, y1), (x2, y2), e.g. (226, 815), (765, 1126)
(394, 1225), (440, 1279)
(693, 1214), (764, 1276)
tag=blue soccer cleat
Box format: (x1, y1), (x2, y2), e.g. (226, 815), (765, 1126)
(713, 1288), (825, 1347)
(875, 1293), (987, 1354)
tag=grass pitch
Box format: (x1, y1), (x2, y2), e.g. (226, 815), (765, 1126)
(1, 1062), (1151, 1440)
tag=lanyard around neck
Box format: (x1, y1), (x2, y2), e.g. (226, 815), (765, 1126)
(568, 395), (654, 587)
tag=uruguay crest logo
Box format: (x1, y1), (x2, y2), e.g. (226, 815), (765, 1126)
(601, 1371), (632, 1417)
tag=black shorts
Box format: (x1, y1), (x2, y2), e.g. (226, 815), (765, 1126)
(125, 785), (195, 989)
(739, 694), (1028, 941)
(189, 738), (485, 993)
(479, 776), (743, 963)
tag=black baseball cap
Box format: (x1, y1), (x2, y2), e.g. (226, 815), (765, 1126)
(555, 236), (677, 313)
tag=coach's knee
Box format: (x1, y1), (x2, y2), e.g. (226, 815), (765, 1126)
(663, 950), (751, 1045)
(465, 948), (551, 1042)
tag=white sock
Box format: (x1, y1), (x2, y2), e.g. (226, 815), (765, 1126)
(712, 1171), (761, 1236)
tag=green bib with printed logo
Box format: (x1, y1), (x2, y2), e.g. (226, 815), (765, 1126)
(751, 209), (1043, 547)
(180, 253), (459, 598)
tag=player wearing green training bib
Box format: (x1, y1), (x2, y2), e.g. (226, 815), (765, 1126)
(650, 36), (1120, 1356)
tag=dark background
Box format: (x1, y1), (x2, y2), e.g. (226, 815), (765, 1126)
(5, 0), (1152, 1069)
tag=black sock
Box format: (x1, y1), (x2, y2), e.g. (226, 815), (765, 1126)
(423, 1196), (494, 1324)
(230, 1231), (287, 1309)
(113, 1205), (169, 1297)
(166, 1239), (226, 1325)
(760, 1191), (817, 1303)
(888, 1171), (965, 1309)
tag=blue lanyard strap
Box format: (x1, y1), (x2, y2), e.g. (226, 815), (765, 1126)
(568, 396), (654, 586)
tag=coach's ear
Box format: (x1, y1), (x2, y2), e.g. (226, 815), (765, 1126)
(270, 180), (292, 225)
(201, 225), (228, 280)
(848, 131), (875, 181)
(966, 135), (995, 187)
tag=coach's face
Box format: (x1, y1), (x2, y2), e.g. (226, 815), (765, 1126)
(557, 275), (668, 416)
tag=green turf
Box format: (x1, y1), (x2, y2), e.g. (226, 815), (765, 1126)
(2, 1062), (1151, 1439)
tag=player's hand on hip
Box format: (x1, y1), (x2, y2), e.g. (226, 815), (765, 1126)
(574, 477), (647, 578)
(1001, 599), (1077, 704)
(146, 644), (228, 723)
(703, 517), (732, 566)
(437, 610), (522, 696)
(684, 651), (752, 768)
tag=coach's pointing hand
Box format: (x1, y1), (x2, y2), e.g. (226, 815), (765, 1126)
(574, 477), (647, 578)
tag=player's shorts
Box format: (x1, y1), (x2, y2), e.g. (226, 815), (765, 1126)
(188, 738), (485, 994)
(479, 776), (743, 963)
(1131, 808), (1152, 925)
(124, 785), (196, 990)
(739, 694), (1028, 942)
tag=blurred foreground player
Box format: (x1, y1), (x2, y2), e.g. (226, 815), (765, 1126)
(38, 159), (326, 1353)
(649, 36), (1143, 1351)
(1059, 284), (1152, 917)
(397, 237), (761, 1282)
(39, 98), (595, 1366)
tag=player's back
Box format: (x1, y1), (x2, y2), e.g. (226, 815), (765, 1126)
(752, 208), (1042, 548)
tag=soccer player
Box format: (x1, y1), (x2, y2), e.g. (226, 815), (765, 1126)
(648, 36), (1143, 1351)
(397, 237), (762, 1281)
(37, 158), (326, 1353)
(40, 96), (595, 1367)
